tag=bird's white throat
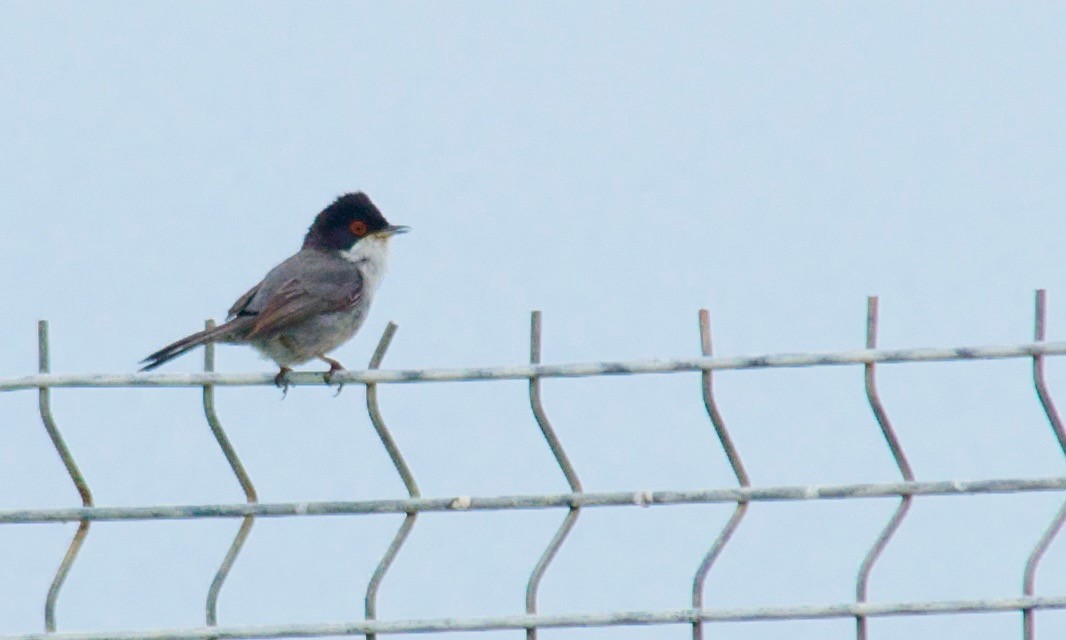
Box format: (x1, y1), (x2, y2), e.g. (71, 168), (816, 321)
(339, 235), (390, 294)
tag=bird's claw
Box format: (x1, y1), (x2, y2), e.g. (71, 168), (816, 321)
(274, 367), (292, 399)
(324, 363), (346, 396)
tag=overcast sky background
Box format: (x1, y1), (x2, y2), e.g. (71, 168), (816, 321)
(2, 3), (1066, 639)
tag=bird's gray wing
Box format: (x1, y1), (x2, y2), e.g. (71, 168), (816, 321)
(244, 267), (365, 340)
(227, 282), (262, 319)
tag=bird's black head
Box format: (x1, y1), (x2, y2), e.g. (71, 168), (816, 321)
(302, 192), (409, 251)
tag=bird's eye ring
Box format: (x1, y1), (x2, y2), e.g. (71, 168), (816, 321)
(349, 220), (369, 237)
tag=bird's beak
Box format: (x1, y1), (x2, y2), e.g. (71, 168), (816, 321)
(382, 224), (410, 236)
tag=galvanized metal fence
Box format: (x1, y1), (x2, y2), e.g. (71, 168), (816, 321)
(1, 291), (1065, 640)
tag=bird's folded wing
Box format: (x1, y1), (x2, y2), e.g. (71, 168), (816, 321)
(245, 276), (364, 340)
(227, 282), (262, 319)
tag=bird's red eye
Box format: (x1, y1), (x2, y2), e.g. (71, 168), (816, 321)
(349, 220), (369, 237)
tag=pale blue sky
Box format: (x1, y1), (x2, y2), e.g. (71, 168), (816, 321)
(2, 2), (1066, 639)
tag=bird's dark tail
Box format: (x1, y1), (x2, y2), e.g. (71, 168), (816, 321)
(139, 317), (254, 371)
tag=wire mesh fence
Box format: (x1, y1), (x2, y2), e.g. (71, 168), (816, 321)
(1, 292), (1064, 640)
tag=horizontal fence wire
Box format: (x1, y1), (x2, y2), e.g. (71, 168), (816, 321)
(3, 477), (1065, 524)
(8, 343), (1066, 391)
(4, 597), (1066, 640)
(1, 290), (1065, 640)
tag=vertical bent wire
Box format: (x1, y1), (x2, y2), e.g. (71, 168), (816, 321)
(525, 311), (583, 640)
(692, 310), (750, 640)
(202, 320), (258, 627)
(1023, 289), (1066, 640)
(855, 296), (914, 640)
(364, 323), (419, 640)
(37, 320), (94, 632)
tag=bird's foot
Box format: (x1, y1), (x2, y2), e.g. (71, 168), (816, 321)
(274, 366), (293, 398)
(323, 360), (346, 396)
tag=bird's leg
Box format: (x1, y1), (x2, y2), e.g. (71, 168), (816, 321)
(274, 366), (293, 398)
(318, 354), (346, 394)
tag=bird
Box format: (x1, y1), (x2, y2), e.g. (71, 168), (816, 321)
(140, 192), (408, 393)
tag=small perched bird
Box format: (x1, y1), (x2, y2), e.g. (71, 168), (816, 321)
(141, 192), (408, 392)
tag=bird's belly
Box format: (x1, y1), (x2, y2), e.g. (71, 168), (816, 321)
(250, 308), (368, 366)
